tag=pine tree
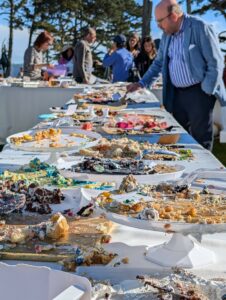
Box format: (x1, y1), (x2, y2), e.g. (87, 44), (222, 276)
(0, 0), (27, 76)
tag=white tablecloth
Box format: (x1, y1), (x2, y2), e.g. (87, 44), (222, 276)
(0, 86), (86, 143)
(0, 86), (163, 144)
(1, 86), (226, 285)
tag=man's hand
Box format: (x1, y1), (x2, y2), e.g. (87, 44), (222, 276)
(108, 43), (117, 55)
(126, 82), (142, 93)
(94, 60), (102, 66)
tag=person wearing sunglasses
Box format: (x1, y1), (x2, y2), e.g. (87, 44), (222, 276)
(127, 0), (226, 150)
(23, 31), (54, 80)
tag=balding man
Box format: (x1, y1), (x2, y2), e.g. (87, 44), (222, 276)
(73, 27), (96, 84)
(127, 0), (226, 150)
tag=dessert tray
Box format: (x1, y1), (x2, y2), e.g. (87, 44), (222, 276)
(47, 105), (120, 125)
(7, 127), (102, 166)
(74, 92), (121, 104)
(73, 87), (159, 105)
(82, 169), (226, 268)
(0, 212), (116, 270)
(0, 157), (115, 198)
(61, 158), (185, 184)
(0, 191), (26, 215)
(0, 161), (116, 268)
(7, 128), (101, 153)
(73, 86), (127, 104)
(64, 98), (127, 111)
(79, 137), (194, 161)
(102, 116), (177, 135)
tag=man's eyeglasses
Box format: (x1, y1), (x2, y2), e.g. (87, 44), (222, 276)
(156, 13), (171, 24)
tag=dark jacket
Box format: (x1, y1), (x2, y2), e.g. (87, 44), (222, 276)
(134, 52), (155, 78)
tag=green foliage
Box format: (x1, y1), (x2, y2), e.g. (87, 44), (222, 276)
(21, 0), (142, 60)
(0, 0), (28, 75)
(179, 0), (226, 17)
(0, 0), (27, 29)
(192, 0), (226, 18)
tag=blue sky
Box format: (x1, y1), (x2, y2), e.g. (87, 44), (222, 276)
(0, 0), (225, 64)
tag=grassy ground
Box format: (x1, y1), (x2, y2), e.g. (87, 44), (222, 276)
(213, 138), (226, 167)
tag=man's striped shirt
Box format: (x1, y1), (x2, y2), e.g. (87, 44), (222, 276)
(168, 15), (200, 88)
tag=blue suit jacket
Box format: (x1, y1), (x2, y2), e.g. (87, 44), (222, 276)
(140, 14), (226, 112)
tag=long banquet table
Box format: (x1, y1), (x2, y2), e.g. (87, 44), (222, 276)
(0, 87), (226, 292)
(0, 85), (161, 144)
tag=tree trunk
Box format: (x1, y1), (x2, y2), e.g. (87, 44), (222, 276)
(73, 14), (78, 46)
(186, 0), (192, 14)
(28, 29), (33, 47)
(6, 0), (14, 77)
(142, 0), (152, 39)
(28, 0), (40, 47)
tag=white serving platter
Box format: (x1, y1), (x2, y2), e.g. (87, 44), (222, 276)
(7, 128), (101, 153)
(60, 163), (185, 185)
(0, 262), (91, 300)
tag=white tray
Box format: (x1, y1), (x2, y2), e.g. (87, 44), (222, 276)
(80, 188), (226, 235)
(80, 186), (226, 268)
(7, 128), (101, 153)
(61, 164), (185, 185)
(0, 262), (91, 300)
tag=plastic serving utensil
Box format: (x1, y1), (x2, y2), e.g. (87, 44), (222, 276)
(135, 149), (180, 160)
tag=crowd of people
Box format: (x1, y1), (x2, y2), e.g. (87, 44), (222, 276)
(22, 27), (158, 84)
(21, 0), (225, 151)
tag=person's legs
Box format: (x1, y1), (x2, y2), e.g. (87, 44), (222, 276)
(172, 88), (190, 133)
(75, 77), (83, 83)
(186, 85), (216, 150)
(173, 84), (215, 150)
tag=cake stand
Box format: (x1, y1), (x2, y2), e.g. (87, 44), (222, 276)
(80, 169), (226, 269)
(6, 127), (102, 167)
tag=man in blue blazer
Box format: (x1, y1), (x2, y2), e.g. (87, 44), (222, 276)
(127, 0), (226, 150)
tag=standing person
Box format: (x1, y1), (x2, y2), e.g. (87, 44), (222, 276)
(127, 0), (226, 150)
(134, 36), (157, 78)
(23, 31), (54, 80)
(103, 34), (133, 83)
(73, 27), (96, 84)
(126, 32), (140, 58)
(58, 45), (74, 76)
